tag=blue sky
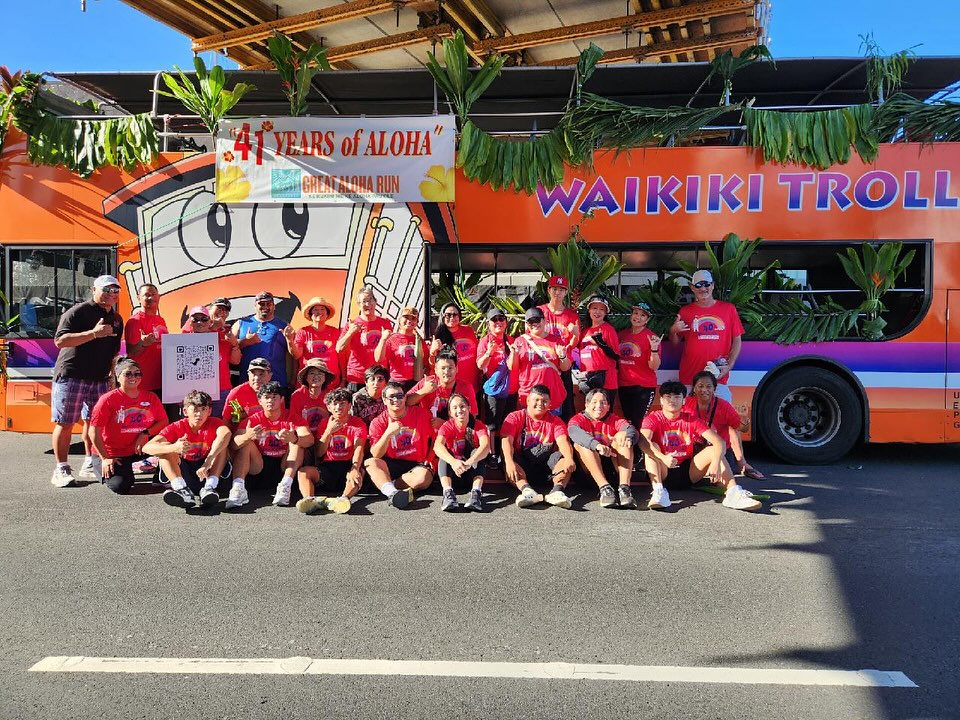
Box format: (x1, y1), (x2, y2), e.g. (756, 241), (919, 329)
(2, 0), (959, 72)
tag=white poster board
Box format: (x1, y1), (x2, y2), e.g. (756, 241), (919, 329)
(161, 333), (219, 403)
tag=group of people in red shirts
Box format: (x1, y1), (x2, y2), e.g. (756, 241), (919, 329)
(59, 267), (765, 514)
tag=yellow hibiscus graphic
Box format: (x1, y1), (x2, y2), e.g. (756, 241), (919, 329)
(419, 164), (455, 202)
(216, 165), (251, 203)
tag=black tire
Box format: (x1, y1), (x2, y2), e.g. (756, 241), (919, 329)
(757, 366), (863, 465)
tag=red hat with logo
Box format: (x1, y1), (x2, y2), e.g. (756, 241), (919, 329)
(547, 275), (569, 289)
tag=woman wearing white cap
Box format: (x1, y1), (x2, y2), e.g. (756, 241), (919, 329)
(576, 295), (620, 406)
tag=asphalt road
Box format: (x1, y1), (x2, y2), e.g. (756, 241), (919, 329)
(1, 433), (957, 720)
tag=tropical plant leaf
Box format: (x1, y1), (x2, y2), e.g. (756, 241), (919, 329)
(156, 56), (255, 139)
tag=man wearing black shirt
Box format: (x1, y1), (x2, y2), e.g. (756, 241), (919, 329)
(50, 275), (124, 488)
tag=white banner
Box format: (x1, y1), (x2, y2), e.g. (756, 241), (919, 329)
(215, 116), (456, 204)
(161, 333), (220, 403)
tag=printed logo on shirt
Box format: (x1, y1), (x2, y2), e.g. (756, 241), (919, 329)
(261, 429), (287, 454)
(329, 433), (351, 454)
(454, 339), (473, 357)
(660, 429), (689, 451)
(300, 404), (324, 429)
(399, 342), (416, 361)
(182, 439), (209, 461)
(619, 341), (641, 359)
(307, 339), (330, 354)
(692, 315), (725, 340)
(116, 406), (150, 431)
(391, 427), (417, 453)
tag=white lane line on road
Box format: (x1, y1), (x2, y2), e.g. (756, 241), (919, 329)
(29, 657), (917, 688)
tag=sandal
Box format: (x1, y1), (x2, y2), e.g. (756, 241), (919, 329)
(741, 466), (765, 480)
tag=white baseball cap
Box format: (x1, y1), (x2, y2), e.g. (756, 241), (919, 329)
(94, 274), (121, 289)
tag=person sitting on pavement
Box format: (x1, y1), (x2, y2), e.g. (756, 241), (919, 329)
(567, 388), (644, 510)
(374, 305), (428, 393)
(88, 359), (166, 494)
(575, 295), (620, 407)
(288, 358), (334, 437)
(684, 370), (764, 480)
(336, 285), (394, 394)
(429, 302), (480, 393)
(290, 296), (341, 392)
(230, 381), (313, 508)
(508, 307), (572, 413)
(641, 380), (761, 512)
(365, 381), (435, 509)
(617, 301), (661, 429)
(501, 384), (577, 509)
(406, 347), (478, 428)
(222, 358), (272, 433)
(433, 392), (490, 512)
(143, 390), (232, 509)
(350, 364), (388, 426)
(296, 388), (367, 516)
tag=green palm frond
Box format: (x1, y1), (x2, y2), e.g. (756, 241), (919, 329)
(873, 93), (960, 143)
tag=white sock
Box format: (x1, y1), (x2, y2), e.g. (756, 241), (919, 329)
(232, 478), (245, 489)
(381, 481), (397, 497)
(203, 476), (219, 491)
(84, 455), (94, 463)
(170, 476), (187, 491)
(58, 462), (70, 470)
(279, 475), (294, 490)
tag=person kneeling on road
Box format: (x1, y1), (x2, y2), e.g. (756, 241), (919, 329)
(501, 384), (577, 509)
(143, 390), (232, 509)
(296, 388), (367, 515)
(640, 380), (761, 512)
(433, 392), (490, 512)
(231, 381), (313, 508)
(365, 381), (434, 509)
(568, 388), (646, 509)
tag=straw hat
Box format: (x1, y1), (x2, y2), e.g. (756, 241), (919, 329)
(303, 296), (337, 321)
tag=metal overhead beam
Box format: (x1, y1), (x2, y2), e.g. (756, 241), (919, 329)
(192, 0), (402, 53)
(472, 0), (754, 54)
(243, 24), (455, 69)
(536, 29), (758, 67)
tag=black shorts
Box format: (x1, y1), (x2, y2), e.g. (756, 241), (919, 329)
(663, 458), (694, 491)
(515, 449), (563, 487)
(248, 455), (285, 491)
(384, 457), (431, 481)
(318, 460), (353, 488)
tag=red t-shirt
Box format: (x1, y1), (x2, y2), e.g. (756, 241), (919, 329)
(238, 410), (297, 458)
(123, 311), (168, 392)
(477, 333), (512, 377)
(512, 334), (567, 409)
(90, 388), (166, 457)
(368, 405), (434, 461)
(383, 332), (427, 382)
(682, 396), (742, 441)
(578, 322), (619, 388)
(294, 325), (341, 388)
(222, 383), (261, 429)
(447, 325), (479, 388)
(216, 328), (235, 391)
(676, 300), (744, 386)
(288, 386), (328, 435)
(641, 411), (709, 462)
(568, 411), (631, 446)
(316, 415), (367, 462)
(410, 375), (478, 417)
(501, 410), (568, 450)
(341, 316), (394, 383)
(158, 417), (227, 462)
(618, 327), (658, 388)
(538, 304), (580, 347)
(436, 419), (489, 460)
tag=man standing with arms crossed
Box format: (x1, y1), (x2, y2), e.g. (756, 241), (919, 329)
(50, 274), (124, 487)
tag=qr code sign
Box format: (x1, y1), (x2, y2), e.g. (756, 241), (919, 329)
(175, 344), (217, 381)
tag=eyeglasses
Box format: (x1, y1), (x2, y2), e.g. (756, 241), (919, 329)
(190, 316), (210, 322)
(101, 287), (121, 294)
(121, 371), (142, 378)
(384, 393), (405, 401)
(692, 281), (713, 289)
(490, 316), (506, 322)
(525, 318), (542, 325)
(442, 312), (461, 318)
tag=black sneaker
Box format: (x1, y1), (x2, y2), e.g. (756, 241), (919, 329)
(599, 484), (618, 508)
(441, 489), (459, 512)
(485, 455), (501, 471)
(465, 489), (484, 512)
(617, 485), (638, 509)
(163, 487), (197, 508)
(389, 488), (413, 509)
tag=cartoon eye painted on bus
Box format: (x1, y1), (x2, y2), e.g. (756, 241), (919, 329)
(251, 202), (308, 258)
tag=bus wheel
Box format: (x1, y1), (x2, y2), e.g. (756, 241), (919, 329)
(758, 366), (862, 465)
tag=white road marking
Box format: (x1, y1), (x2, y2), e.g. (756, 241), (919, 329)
(29, 657), (917, 687)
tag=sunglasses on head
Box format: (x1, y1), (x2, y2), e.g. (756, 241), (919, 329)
(692, 281), (713, 289)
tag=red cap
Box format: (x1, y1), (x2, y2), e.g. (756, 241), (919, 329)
(547, 276), (569, 289)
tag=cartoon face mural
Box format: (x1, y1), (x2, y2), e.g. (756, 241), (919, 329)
(102, 154), (436, 330)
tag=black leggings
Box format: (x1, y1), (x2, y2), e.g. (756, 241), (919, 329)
(619, 385), (655, 428)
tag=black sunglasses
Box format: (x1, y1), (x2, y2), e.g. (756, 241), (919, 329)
(384, 393), (405, 401)
(692, 281), (713, 289)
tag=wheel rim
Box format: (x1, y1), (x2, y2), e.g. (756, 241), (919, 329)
(776, 386), (842, 448)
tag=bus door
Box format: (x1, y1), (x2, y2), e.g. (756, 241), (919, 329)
(946, 290), (960, 441)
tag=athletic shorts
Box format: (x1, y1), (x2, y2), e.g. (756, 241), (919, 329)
(663, 458), (695, 491)
(383, 457), (432, 481)
(51, 377), (112, 424)
(318, 460), (353, 490)
(248, 455), (284, 491)
(515, 449), (564, 487)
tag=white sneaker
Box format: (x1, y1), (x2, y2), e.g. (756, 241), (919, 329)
(722, 484), (762, 512)
(648, 485), (672, 510)
(78, 457), (101, 479)
(50, 465), (76, 488)
(272, 483), (292, 507)
(515, 486), (544, 508)
(325, 496), (352, 514)
(199, 487), (220, 507)
(225, 485), (249, 509)
(296, 496), (327, 514)
(545, 488), (572, 509)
